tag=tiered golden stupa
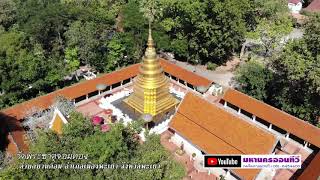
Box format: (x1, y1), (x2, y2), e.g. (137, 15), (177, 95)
(123, 26), (179, 118)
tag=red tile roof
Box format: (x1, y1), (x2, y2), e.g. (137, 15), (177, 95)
(222, 89), (320, 148)
(159, 59), (213, 87)
(0, 113), (28, 154)
(169, 92), (277, 180)
(305, 0), (320, 12)
(298, 151), (320, 180)
(288, 0), (301, 4)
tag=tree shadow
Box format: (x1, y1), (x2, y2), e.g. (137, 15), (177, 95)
(0, 112), (26, 153)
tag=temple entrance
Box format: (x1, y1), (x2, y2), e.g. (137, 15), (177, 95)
(146, 121), (156, 129)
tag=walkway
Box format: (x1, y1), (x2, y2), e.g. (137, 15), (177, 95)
(273, 139), (312, 180)
(160, 130), (217, 180)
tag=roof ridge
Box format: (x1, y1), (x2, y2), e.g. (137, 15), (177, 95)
(176, 110), (246, 154)
(179, 92), (277, 154)
(214, 100), (276, 137)
(227, 88), (318, 129)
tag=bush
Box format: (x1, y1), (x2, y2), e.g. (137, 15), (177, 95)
(206, 62), (218, 70)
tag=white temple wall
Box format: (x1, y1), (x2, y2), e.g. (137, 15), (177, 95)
(171, 132), (203, 159)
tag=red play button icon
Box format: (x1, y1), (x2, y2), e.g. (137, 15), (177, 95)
(207, 157), (218, 166)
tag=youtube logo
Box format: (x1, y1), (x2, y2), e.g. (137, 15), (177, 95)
(204, 155), (241, 168)
(207, 157), (218, 166)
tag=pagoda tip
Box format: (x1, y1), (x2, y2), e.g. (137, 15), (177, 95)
(147, 22), (154, 47)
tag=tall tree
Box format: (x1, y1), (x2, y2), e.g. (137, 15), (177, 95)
(235, 60), (273, 101)
(246, 0), (293, 58)
(270, 39), (320, 124)
(64, 47), (80, 75)
(105, 34), (126, 72)
(304, 14), (320, 56)
(64, 21), (100, 66)
(157, 0), (251, 63)
(0, 0), (17, 29)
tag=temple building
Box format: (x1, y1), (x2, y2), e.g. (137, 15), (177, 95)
(1, 25), (320, 180)
(123, 27), (179, 120)
(49, 108), (68, 134)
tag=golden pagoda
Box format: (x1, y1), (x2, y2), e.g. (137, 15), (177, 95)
(123, 25), (179, 117)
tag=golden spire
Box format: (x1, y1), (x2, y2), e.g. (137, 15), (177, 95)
(147, 23), (154, 48)
(144, 22), (156, 61)
(123, 22), (179, 117)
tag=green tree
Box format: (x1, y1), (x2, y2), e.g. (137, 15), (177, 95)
(0, 0), (16, 29)
(254, 0), (289, 19)
(235, 60), (273, 101)
(0, 112), (185, 179)
(139, 0), (162, 23)
(270, 40), (320, 124)
(127, 134), (186, 180)
(105, 35), (126, 72)
(304, 14), (320, 56)
(122, 0), (148, 63)
(0, 0), (127, 109)
(157, 0), (251, 63)
(64, 21), (100, 66)
(17, 0), (73, 53)
(247, 0), (293, 57)
(64, 47), (80, 74)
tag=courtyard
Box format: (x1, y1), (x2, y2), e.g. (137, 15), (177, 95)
(74, 74), (315, 180)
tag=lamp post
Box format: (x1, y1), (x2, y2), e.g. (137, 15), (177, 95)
(141, 113), (153, 129)
(96, 84), (107, 95)
(196, 86), (208, 95)
(194, 59), (199, 73)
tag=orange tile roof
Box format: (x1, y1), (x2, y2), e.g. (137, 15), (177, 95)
(56, 63), (140, 100)
(305, 0), (320, 12)
(169, 92), (277, 180)
(6, 134), (18, 154)
(1, 64), (140, 120)
(223, 89), (320, 147)
(1, 113), (28, 153)
(298, 151), (320, 180)
(159, 59), (213, 87)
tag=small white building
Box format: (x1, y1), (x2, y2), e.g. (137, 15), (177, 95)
(288, 0), (303, 13)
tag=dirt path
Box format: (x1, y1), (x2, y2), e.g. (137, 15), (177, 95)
(172, 57), (240, 87)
